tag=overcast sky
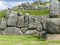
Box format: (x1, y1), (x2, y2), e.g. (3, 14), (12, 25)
(0, 0), (50, 10)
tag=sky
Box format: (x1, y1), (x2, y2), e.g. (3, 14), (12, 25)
(0, 0), (50, 10)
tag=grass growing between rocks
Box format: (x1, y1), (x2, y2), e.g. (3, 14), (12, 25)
(0, 35), (60, 45)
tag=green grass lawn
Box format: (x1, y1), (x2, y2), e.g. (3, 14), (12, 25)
(0, 35), (60, 45)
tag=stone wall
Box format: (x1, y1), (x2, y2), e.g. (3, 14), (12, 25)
(0, 11), (49, 35)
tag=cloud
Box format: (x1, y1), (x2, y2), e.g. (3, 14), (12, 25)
(0, 0), (33, 10)
(0, 1), (9, 10)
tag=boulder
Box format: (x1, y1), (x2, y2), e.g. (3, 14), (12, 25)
(25, 30), (39, 36)
(7, 11), (18, 27)
(36, 16), (47, 31)
(28, 16), (37, 29)
(2, 27), (23, 35)
(0, 18), (6, 29)
(49, 0), (60, 18)
(24, 15), (29, 27)
(46, 18), (60, 34)
(17, 16), (24, 27)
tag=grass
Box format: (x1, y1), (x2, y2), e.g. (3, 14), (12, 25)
(17, 10), (49, 16)
(0, 9), (49, 18)
(0, 11), (7, 18)
(0, 35), (60, 45)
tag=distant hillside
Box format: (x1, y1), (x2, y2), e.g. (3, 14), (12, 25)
(0, 1), (50, 18)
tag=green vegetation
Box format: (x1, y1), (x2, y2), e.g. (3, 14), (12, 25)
(17, 10), (49, 16)
(0, 11), (7, 18)
(0, 35), (60, 45)
(0, 9), (49, 18)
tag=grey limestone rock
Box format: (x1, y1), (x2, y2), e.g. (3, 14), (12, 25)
(0, 18), (6, 29)
(25, 30), (39, 36)
(7, 11), (18, 27)
(46, 18), (60, 34)
(2, 27), (23, 35)
(17, 16), (24, 27)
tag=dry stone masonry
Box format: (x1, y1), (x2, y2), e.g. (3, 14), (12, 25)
(0, 0), (60, 40)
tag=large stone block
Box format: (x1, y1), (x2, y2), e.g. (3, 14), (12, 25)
(2, 27), (23, 35)
(36, 16), (47, 31)
(25, 30), (39, 36)
(7, 11), (18, 27)
(24, 15), (29, 27)
(17, 16), (25, 27)
(46, 18), (60, 34)
(28, 16), (37, 29)
(49, 0), (60, 18)
(0, 18), (6, 29)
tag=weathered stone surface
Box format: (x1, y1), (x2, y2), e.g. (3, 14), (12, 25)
(28, 16), (37, 29)
(24, 15), (29, 27)
(0, 18), (6, 29)
(2, 27), (23, 35)
(49, 0), (60, 18)
(7, 11), (18, 27)
(17, 16), (24, 27)
(20, 27), (28, 33)
(25, 30), (39, 36)
(46, 18), (60, 34)
(36, 16), (47, 31)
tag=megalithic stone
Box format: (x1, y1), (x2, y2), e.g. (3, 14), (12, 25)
(7, 11), (18, 27)
(49, 0), (60, 18)
(17, 16), (25, 28)
(46, 18), (60, 34)
(0, 18), (6, 29)
(24, 13), (29, 27)
(2, 27), (23, 35)
(28, 16), (37, 29)
(25, 30), (39, 36)
(36, 16), (47, 31)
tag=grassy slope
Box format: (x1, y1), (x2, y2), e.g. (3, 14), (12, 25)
(0, 9), (49, 18)
(17, 9), (49, 16)
(0, 11), (7, 18)
(0, 35), (60, 45)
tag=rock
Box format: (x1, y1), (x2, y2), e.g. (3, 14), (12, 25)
(7, 11), (18, 27)
(46, 18), (60, 34)
(17, 16), (24, 28)
(0, 18), (6, 29)
(25, 30), (39, 36)
(24, 15), (29, 27)
(49, 0), (60, 18)
(2, 27), (23, 35)
(36, 16), (47, 31)
(20, 27), (28, 33)
(28, 16), (37, 29)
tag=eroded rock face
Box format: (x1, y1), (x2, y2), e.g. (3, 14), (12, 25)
(46, 18), (60, 34)
(0, 18), (6, 29)
(2, 27), (23, 35)
(7, 11), (18, 27)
